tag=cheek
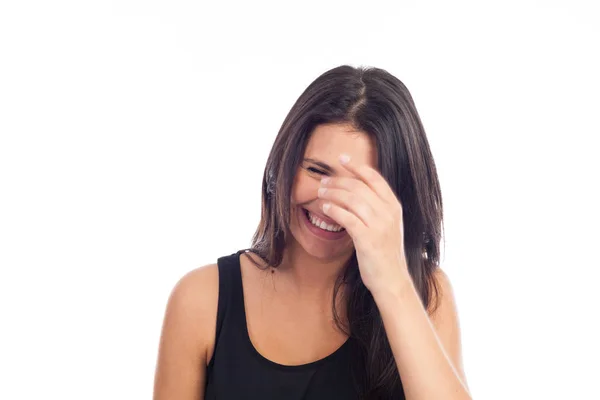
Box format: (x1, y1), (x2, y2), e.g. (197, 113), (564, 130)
(292, 174), (318, 203)
(290, 185), (300, 206)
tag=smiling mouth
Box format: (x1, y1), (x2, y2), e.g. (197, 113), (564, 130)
(303, 208), (345, 232)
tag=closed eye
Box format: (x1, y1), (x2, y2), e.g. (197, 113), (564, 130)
(306, 167), (327, 175)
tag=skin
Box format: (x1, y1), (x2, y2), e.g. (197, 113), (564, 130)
(153, 123), (470, 399)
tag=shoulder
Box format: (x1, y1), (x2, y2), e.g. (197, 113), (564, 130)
(168, 263), (219, 318)
(162, 263), (220, 362)
(170, 262), (219, 304)
(154, 262), (220, 398)
(430, 267), (468, 386)
(430, 268), (458, 325)
(432, 268), (454, 302)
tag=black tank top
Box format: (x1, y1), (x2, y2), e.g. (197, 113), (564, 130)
(204, 251), (360, 399)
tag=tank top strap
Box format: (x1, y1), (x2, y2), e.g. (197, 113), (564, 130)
(213, 250), (247, 349)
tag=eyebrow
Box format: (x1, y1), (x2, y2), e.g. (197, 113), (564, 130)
(303, 158), (337, 174)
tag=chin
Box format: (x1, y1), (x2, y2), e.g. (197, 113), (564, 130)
(303, 240), (344, 260)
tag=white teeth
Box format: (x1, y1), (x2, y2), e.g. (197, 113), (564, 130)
(307, 210), (343, 232)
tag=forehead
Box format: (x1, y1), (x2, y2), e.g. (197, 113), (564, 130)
(304, 123), (377, 170)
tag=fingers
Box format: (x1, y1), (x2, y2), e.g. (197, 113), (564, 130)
(317, 154), (403, 237)
(318, 184), (376, 227)
(337, 154), (401, 209)
(322, 201), (365, 239)
(320, 175), (380, 218)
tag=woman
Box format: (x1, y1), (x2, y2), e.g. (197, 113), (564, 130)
(153, 65), (471, 399)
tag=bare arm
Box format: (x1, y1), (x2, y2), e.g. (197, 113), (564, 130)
(153, 264), (219, 400)
(315, 157), (470, 398)
(374, 268), (471, 400)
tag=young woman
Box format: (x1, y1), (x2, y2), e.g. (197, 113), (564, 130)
(153, 65), (471, 399)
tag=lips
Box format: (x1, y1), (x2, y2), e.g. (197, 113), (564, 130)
(302, 207), (339, 226)
(299, 206), (347, 240)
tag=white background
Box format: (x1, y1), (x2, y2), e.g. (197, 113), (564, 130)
(1, 1), (599, 399)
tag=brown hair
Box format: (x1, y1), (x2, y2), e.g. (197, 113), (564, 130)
(241, 65), (444, 399)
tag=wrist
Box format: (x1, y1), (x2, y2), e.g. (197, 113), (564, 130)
(370, 269), (415, 305)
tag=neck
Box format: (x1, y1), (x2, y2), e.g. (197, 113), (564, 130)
(278, 241), (353, 297)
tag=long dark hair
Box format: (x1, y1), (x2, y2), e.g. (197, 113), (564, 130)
(241, 65), (443, 399)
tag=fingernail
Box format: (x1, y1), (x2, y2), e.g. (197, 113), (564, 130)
(320, 177), (331, 184)
(322, 203), (331, 213)
(318, 187), (327, 197)
(339, 154), (351, 164)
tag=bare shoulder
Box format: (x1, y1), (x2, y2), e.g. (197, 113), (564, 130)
(431, 269), (456, 314)
(153, 263), (219, 400)
(169, 263), (219, 322)
(430, 267), (468, 387)
(429, 267), (460, 333)
(165, 263), (220, 360)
